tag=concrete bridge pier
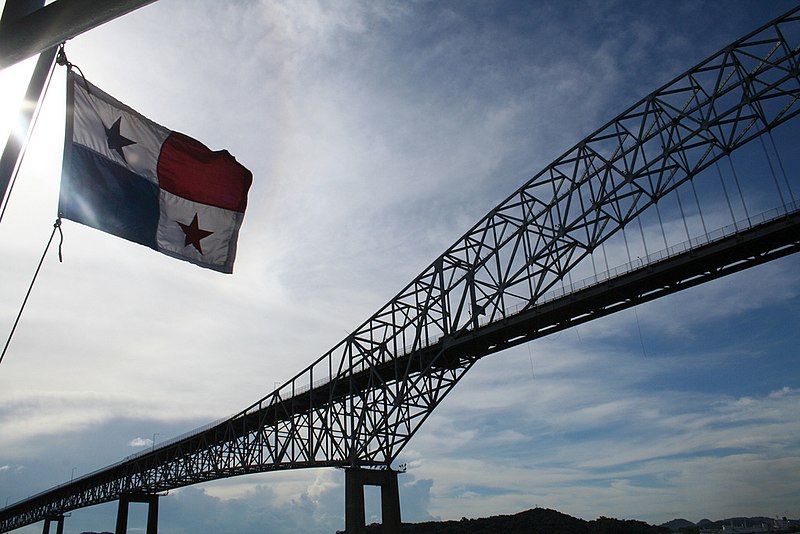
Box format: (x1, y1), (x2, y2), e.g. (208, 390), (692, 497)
(115, 493), (159, 534)
(345, 467), (401, 534)
(42, 515), (64, 534)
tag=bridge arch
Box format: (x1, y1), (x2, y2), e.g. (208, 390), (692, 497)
(2, 3), (800, 533)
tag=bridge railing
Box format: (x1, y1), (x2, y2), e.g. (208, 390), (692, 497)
(501, 199), (800, 318)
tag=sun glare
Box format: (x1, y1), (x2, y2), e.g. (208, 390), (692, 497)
(0, 57), (39, 152)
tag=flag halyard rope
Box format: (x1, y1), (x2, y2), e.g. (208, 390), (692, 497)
(0, 218), (63, 367)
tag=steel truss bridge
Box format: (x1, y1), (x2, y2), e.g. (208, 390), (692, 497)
(3, 5), (800, 533)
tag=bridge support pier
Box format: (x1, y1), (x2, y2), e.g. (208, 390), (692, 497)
(345, 467), (401, 534)
(42, 515), (64, 534)
(115, 494), (159, 534)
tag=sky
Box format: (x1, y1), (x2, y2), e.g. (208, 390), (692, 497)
(1, 0), (799, 532)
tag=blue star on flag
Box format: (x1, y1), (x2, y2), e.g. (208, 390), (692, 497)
(105, 117), (136, 162)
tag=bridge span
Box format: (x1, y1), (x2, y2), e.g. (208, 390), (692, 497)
(2, 4), (800, 534)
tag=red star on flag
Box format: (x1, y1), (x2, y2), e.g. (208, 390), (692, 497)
(178, 213), (214, 254)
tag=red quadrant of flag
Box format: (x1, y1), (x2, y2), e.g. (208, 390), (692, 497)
(157, 132), (252, 213)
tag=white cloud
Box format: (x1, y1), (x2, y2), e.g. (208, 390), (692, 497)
(128, 437), (152, 448)
(399, 331), (800, 523)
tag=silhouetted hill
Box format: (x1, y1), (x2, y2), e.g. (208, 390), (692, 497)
(346, 507), (670, 533)
(703, 516), (778, 530)
(660, 518), (695, 531)
(658, 515), (800, 532)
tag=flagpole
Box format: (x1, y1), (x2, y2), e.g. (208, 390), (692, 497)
(0, 47), (57, 218)
(0, 0), (50, 218)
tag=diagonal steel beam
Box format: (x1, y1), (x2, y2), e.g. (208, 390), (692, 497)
(0, 0), (158, 69)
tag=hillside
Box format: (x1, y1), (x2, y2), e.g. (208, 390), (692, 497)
(346, 507), (670, 534)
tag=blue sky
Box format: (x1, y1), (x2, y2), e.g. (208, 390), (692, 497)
(1, 1), (799, 532)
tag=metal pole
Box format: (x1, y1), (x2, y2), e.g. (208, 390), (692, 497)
(0, 46), (56, 217)
(0, 0), (158, 69)
(0, 0), (44, 24)
(0, 0), (51, 218)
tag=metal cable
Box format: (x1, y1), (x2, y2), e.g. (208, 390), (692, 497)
(0, 219), (62, 367)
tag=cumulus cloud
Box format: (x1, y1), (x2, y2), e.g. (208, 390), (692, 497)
(128, 437), (152, 448)
(399, 333), (800, 524)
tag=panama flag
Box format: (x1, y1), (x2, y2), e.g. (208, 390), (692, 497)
(59, 71), (252, 274)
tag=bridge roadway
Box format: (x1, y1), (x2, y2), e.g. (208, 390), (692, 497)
(1, 204), (798, 532)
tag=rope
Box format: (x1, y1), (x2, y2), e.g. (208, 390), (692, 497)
(0, 219), (63, 367)
(56, 44), (91, 92)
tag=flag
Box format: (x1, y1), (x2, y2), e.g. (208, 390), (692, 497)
(59, 71), (252, 274)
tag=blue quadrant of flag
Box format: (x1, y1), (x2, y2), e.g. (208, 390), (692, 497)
(61, 146), (161, 248)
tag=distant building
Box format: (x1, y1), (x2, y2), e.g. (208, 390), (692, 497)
(723, 525), (767, 533)
(720, 520), (774, 533)
(697, 517), (796, 534)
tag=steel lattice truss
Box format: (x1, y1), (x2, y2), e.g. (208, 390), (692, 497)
(3, 6), (800, 532)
